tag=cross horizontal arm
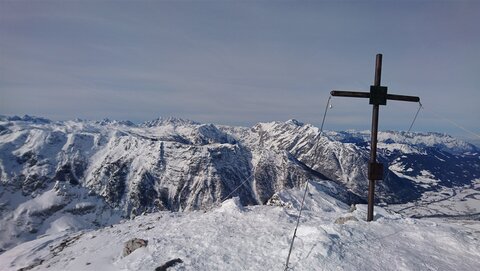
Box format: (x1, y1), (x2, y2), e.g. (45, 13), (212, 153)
(386, 94), (420, 103)
(331, 90), (420, 103)
(330, 90), (370, 98)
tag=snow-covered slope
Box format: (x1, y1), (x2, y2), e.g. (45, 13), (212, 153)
(0, 182), (478, 271)
(1, 115), (479, 255)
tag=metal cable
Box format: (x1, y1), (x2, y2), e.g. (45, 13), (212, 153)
(407, 102), (422, 133)
(284, 181), (309, 271)
(319, 96), (332, 137)
(284, 95), (332, 271)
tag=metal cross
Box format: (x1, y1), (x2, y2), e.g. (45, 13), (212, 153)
(331, 54), (420, 222)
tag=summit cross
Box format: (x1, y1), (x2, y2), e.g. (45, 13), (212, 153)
(331, 54), (420, 222)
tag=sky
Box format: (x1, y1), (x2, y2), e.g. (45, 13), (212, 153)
(0, 0), (479, 141)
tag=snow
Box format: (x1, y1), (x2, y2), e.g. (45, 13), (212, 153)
(0, 232), (69, 270)
(389, 164), (440, 187)
(13, 189), (66, 219)
(1, 116), (479, 270)
(0, 183), (122, 252)
(45, 215), (89, 235)
(377, 142), (420, 154)
(1, 182), (478, 271)
(388, 179), (480, 218)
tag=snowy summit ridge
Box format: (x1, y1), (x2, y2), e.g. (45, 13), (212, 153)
(1, 182), (479, 271)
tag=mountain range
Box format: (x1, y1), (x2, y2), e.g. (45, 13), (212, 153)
(1, 115), (479, 253)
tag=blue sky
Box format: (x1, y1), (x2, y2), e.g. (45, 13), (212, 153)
(1, 1), (479, 140)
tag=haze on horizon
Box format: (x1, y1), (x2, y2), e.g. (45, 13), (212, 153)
(1, 1), (479, 141)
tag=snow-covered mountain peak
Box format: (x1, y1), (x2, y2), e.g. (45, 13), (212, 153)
(141, 117), (199, 127)
(0, 115), (51, 124)
(285, 119), (304, 126)
(93, 119), (136, 127)
(323, 130), (478, 154)
(380, 131), (478, 154)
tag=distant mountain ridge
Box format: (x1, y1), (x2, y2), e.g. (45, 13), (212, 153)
(0, 115), (479, 252)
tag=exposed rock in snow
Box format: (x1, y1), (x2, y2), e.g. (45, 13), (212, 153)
(154, 258), (183, 271)
(334, 215), (358, 224)
(123, 238), (148, 257)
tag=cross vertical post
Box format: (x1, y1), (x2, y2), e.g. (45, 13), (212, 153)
(368, 54), (382, 222)
(330, 54), (420, 222)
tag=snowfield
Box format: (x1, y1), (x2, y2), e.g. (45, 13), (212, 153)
(1, 182), (478, 271)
